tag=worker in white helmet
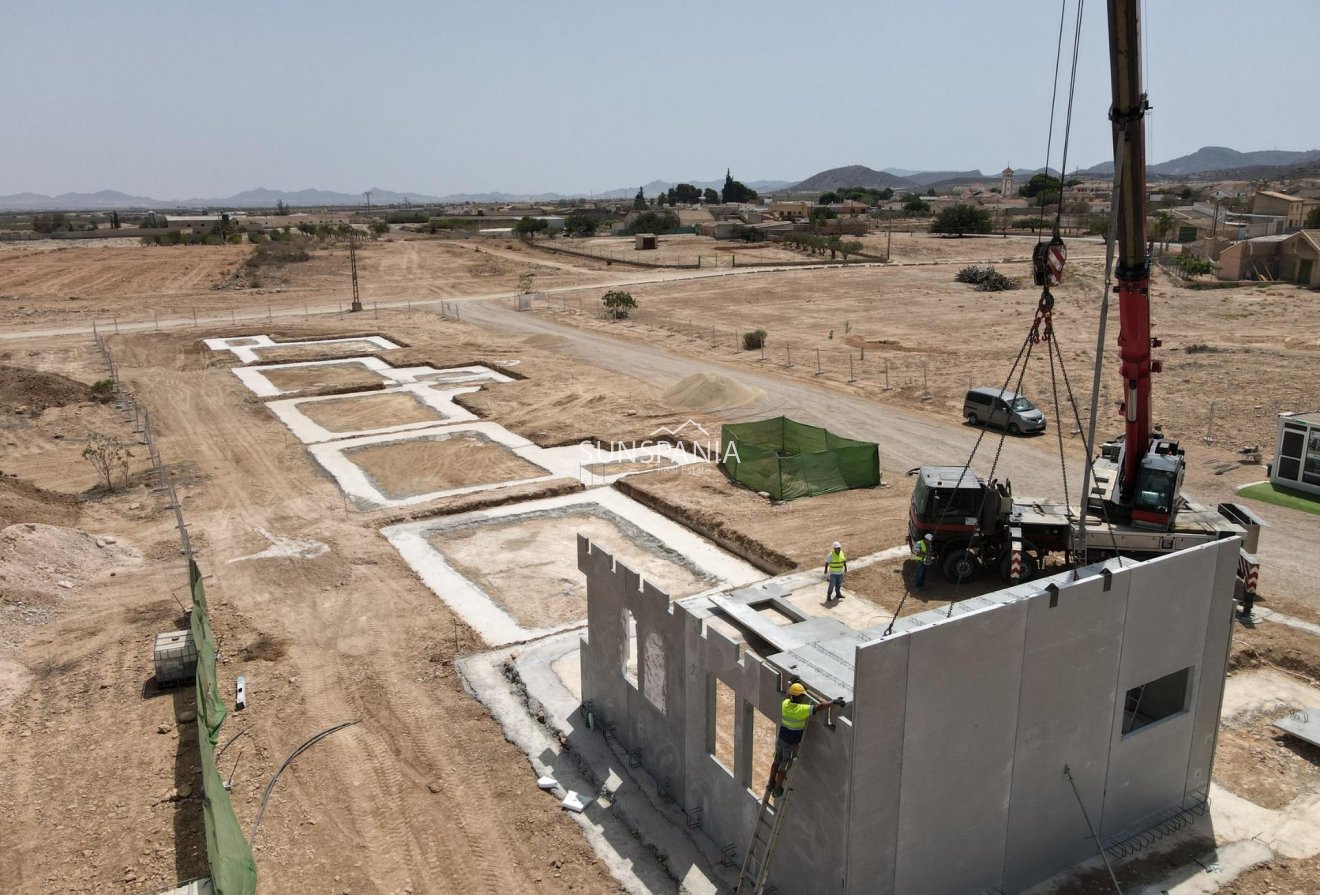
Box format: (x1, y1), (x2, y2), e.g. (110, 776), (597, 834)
(824, 541), (847, 602)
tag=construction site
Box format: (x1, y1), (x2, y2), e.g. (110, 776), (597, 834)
(5, 5), (1320, 895)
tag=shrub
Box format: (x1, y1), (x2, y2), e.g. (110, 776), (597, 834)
(742, 329), (767, 350)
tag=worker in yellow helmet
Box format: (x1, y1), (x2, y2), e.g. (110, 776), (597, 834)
(767, 681), (845, 798)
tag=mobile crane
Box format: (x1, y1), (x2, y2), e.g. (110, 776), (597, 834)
(907, 0), (1264, 588)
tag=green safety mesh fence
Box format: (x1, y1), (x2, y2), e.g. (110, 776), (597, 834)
(189, 561), (258, 895)
(721, 417), (880, 501)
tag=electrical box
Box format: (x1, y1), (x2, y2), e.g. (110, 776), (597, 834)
(153, 629), (197, 686)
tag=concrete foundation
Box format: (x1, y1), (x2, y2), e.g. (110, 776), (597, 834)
(578, 536), (1242, 895)
(230, 356), (513, 398)
(383, 489), (763, 646)
(203, 334), (401, 363)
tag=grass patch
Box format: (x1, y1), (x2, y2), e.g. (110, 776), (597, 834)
(1237, 481), (1320, 515)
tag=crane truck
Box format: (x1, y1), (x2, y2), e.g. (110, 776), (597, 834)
(906, 0), (1264, 591)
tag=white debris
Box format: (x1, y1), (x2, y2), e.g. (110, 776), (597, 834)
(561, 790), (593, 813)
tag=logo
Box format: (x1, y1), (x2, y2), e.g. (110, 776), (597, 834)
(577, 418), (738, 476)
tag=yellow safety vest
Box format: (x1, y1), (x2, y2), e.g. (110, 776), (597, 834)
(781, 699), (812, 730)
(827, 550), (846, 573)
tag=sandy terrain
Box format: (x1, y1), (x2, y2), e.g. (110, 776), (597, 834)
(298, 391), (445, 433)
(345, 432), (549, 499)
(0, 236), (615, 325)
(259, 362), (386, 393)
(434, 509), (711, 629)
(2, 235), (1318, 895)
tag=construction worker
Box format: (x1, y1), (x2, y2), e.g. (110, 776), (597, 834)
(767, 682), (844, 798)
(824, 541), (847, 601)
(913, 533), (934, 591)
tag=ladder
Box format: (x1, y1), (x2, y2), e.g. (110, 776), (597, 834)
(735, 760), (797, 895)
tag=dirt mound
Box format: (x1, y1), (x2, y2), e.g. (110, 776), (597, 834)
(0, 475), (79, 529)
(0, 365), (94, 414)
(661, 372), (764, 411)
(522, 334), (568, 349)
(0, 522), (141, 597)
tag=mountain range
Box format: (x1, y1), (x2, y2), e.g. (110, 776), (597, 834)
(3, 147), (1316, 212)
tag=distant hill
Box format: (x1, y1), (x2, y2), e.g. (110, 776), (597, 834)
(1073, 146), (1320, 178)
(790, 165), (916, 192)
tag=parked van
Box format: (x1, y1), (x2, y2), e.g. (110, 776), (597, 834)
(963, 387), (1046, 435)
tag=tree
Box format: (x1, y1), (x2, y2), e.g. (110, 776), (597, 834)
(564, 211), (597, 237)
(82, 432), (132, 492)
(721, 169), (758, 203)
(633, 188), (647, 211)
(902, 194), (931, 215)
(601, 290), (637, 319)
(1305, 206), (1320, 229)
(930, 204), (993, 236)
(627, 210), (678, 234)
(1019, 173), (1062, 199)
(818, 191), (840, 205)
(702, 188), (719, 204)
(1151, 210), (1177, 250)
(671, 183), (701, 204)
(838, 239), (863, 261)
(513, 216), (549, 238)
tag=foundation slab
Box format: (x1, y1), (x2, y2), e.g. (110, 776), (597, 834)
(382, 488), (762, 646)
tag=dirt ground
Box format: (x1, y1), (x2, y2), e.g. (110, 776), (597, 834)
(0, 234), (615, 325)
(3, 237), (1319, 895)
(345, 432), (550, 499)
(298, 391), (446, 432)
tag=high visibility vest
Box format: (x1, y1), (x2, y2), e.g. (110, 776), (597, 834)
(827, 550), (846, 573)
(914, 540), (933, 564)
(782, 699), (812, 730)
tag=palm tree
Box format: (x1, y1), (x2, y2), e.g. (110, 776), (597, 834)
(1153, 210), (1177, 252)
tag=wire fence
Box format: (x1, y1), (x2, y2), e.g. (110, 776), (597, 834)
(92, 325), (258, 894)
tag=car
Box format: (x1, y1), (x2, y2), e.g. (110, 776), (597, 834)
(962, 387), (1047, 435)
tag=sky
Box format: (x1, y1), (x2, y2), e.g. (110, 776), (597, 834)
(3, 0), (1318, 199)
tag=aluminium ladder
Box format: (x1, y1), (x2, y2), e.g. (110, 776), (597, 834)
(735, 756), (798, 895)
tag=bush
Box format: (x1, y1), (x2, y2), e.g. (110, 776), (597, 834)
(742, 329), (767, 350)
(602, 290), (637, 319)
(1175, 255), (1214, 278)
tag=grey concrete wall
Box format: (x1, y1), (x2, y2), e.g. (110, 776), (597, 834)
(579, 535), (1240, 895)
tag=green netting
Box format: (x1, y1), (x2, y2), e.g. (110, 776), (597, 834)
(721, 417), (880, 500)
(190, 561), (258, 895)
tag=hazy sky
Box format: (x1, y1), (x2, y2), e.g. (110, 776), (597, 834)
(4, 1), (1318, 198)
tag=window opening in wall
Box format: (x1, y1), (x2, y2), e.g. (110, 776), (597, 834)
(749, 703), (778, 793)
(709, 676), (736, 775)
(1123, 666), (1192, 735)
(622, 608), (638, 687)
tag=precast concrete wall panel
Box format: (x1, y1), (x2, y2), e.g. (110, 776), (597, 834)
(895, 602), (1028, 895)
(1101, 545), (1217, 840)
(846, 636), (910, 895)
(1183, 540), (1240, 799)
(1001, 572), (1129, 893)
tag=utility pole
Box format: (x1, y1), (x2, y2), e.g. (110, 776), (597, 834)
(349, 235), (363, 313)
